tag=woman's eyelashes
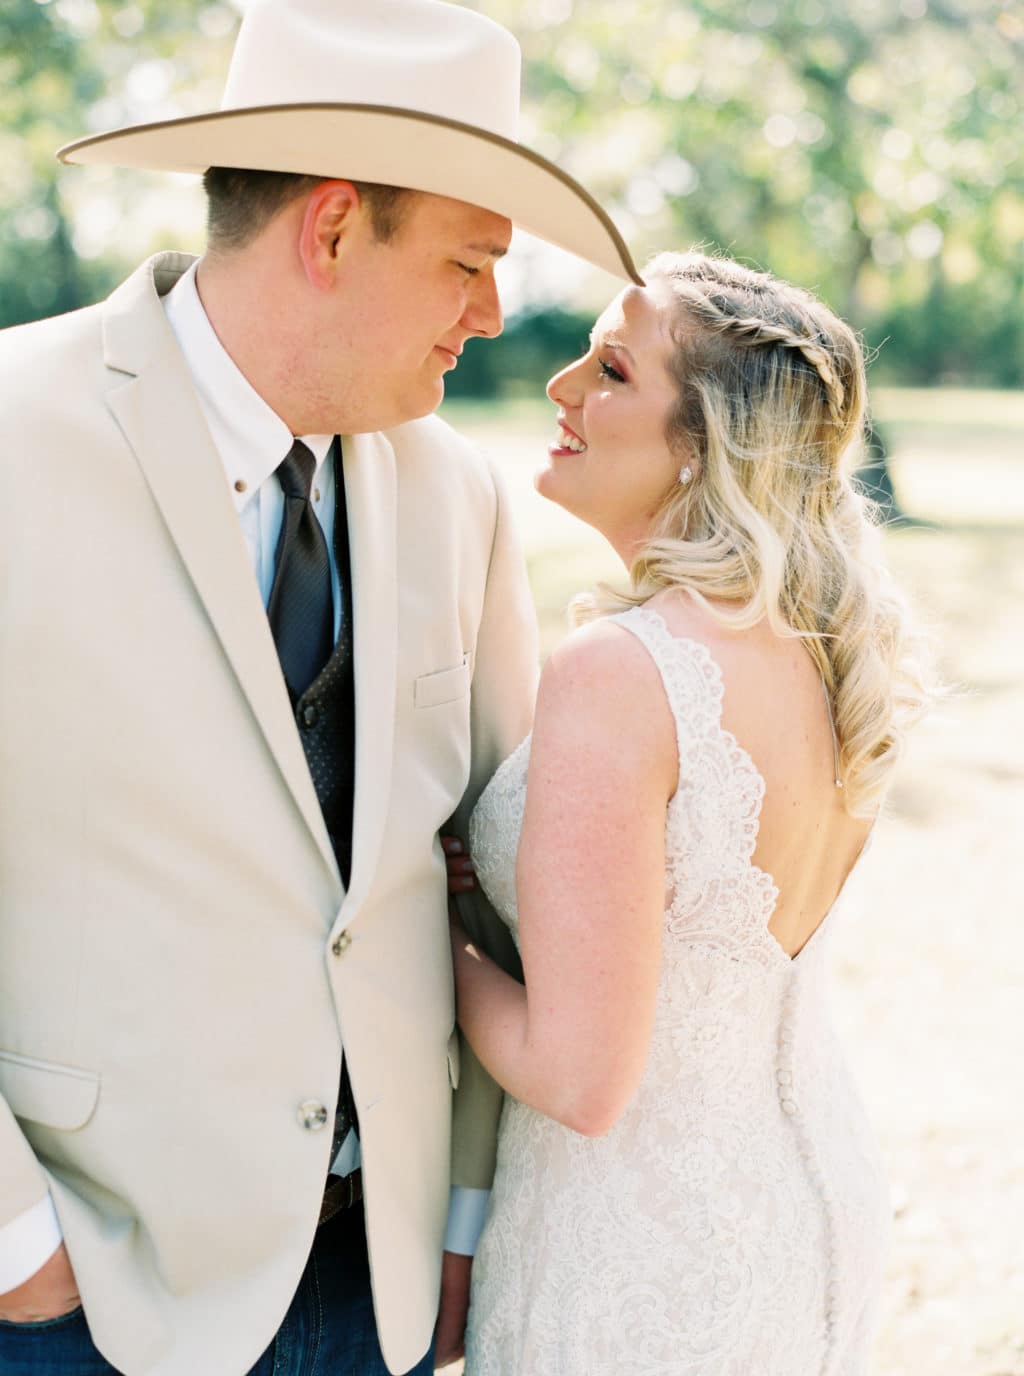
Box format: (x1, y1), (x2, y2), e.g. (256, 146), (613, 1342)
(599, 358), (626, 383)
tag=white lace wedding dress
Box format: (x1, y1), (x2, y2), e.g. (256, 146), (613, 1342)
(463, 607), (890, 1376)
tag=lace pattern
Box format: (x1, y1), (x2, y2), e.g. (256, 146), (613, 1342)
(465, 606), (888, 1375)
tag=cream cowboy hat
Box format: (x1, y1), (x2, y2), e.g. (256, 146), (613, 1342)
(58, 0), (641, 284)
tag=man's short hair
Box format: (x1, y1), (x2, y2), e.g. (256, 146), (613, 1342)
(202, 168), (411, 251)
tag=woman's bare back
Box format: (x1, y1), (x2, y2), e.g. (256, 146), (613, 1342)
(646, 588), (872, 959)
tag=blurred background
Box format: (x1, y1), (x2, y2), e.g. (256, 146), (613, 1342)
(2, 1), (1021, 1372)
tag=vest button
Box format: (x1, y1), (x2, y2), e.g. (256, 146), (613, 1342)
(332, 931), (352, 957)
(301, 703), (319, 728)
(297, 1100), (329, 1131)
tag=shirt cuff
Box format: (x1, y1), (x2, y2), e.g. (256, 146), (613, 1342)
(443, 1186), (490, 1257)
(0, 1194), (63, 1292)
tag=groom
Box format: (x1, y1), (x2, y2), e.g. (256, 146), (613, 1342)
(0, 0), (637, 1373)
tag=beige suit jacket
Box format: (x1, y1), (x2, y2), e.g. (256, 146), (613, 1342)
(0, 253), (537, 1375)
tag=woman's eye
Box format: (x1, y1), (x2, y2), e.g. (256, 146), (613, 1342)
(456, 262), (481, 276)
(599, 359), (626, 383)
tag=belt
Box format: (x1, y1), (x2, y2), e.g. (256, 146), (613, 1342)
(318, 1168), (363, 1226)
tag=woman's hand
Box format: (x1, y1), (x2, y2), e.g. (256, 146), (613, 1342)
(444, 842), (480, 998)
(441, 835), (476, 895)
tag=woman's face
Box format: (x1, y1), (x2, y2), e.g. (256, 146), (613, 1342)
(539, 279), (684, 560)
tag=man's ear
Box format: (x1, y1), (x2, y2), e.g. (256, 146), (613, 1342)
(297, 180), (363, 290)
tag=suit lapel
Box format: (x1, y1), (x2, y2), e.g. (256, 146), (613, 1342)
(101, 255), (340, 886)
(338, 430), (398, 921)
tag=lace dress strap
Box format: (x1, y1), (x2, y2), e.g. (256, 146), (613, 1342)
(608, 605), (775, 922)
(607, 605), (727, 761)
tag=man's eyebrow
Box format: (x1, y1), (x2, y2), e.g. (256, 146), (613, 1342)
(465, 241), (509, 259)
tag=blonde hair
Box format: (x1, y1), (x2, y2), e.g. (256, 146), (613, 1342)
(574, 250), (934, 818)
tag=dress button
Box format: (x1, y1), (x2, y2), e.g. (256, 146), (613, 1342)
(297, 1100), (329, 1131)
(331, 931), (352, 957)
(781, 1098), (797, 1115)
(302, 703), (319, 728)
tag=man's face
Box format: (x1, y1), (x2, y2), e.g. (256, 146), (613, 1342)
(313, 190), (512, 434)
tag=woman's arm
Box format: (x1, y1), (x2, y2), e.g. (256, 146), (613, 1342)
(451, 620), (677, 1137)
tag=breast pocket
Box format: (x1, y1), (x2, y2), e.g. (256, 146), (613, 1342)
(414, 654), (472, 710)
(0, 1050), (100, 1131)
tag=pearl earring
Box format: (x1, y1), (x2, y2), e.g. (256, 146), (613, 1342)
(678, 465), (693, 486)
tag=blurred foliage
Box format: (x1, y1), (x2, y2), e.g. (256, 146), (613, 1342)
(1, 0), (1022, 388)
(474, 0), (1024, 386)
(0, 0), (229, 323)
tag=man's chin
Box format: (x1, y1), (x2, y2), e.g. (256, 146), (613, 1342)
(396, 374), (447, 426)
(335, 383), (445, 436)
(398, 378), (447, 427)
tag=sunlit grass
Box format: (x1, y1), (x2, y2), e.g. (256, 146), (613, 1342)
(872, 386), (1024, 429)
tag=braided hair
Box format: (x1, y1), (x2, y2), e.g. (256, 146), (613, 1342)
(575, 251), (933, 818)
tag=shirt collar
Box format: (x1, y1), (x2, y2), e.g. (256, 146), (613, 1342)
(162, 260), (334, 512)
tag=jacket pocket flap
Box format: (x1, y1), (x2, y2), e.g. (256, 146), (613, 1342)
(414, 656), (472, 710)
(446, 1030), (461, 1090)
(0, 1051), (100, 1131)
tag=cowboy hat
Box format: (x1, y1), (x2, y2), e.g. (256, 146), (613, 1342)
(57, 0), (641, 284)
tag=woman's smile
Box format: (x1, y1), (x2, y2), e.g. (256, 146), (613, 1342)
(549, 418), (588, 456)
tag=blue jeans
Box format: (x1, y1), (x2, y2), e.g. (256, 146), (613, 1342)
(0, 1205), (434, 1376)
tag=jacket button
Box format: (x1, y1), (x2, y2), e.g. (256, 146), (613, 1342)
(332, 931), (352, 957)
(301, 703), (319, 728)
(297, 1100), (329, 1131)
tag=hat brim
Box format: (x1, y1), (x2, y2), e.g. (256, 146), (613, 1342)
(58, 104), (642, 285)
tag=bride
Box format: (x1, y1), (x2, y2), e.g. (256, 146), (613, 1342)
(446, 251), (933, 1374)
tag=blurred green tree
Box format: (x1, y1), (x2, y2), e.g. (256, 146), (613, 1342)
(1, 0), (1021, 394)
(0, 0), (230, 325)
(0, 0), (95, 322)
(477, 0), (1023, 386)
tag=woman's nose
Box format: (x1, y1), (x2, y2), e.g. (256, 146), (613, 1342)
(546, 355), (585, 407)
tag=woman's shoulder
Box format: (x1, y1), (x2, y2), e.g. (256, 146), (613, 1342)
(541, 594), (746, 726)
(533, 614), (678, 788)
(541, 612), (665, 709)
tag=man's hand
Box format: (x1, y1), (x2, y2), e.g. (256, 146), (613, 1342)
(434, 1249), (472, 1368)
(0, 1243), (80, 1324)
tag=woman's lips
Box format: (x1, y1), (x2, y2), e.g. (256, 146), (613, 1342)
(550, 420), (587, 456)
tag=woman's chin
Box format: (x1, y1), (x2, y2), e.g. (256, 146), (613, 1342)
(534, 462), (578, 513)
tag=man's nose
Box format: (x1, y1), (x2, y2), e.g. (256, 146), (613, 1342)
(464, 272), (503, 339)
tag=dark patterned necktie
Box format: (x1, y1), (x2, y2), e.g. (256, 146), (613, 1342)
(267, 438), (358, 1172)
(267, 440), (333, 703)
